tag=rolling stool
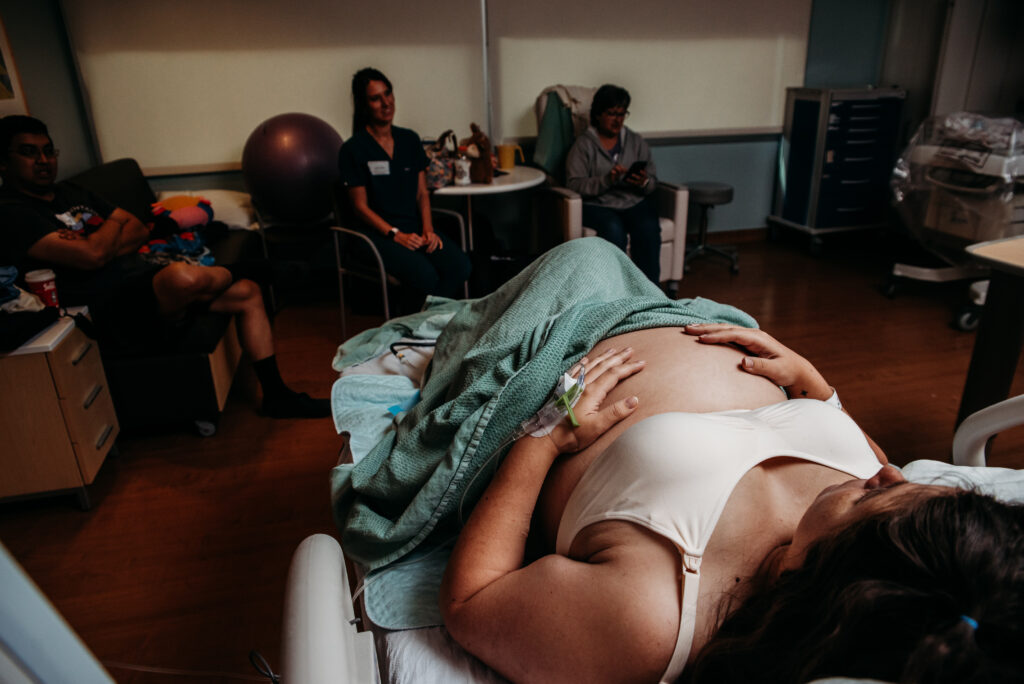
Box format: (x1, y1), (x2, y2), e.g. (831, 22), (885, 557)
(685, 182), (739, 273)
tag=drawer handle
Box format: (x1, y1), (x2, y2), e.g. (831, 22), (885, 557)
(83, 383), (103, 409)
(847, 139), (877, 145)
(841, 179), (872, 185)
(95, 424), (113, 450)
(847, 128), (879, 133)
(845, 156), (873, 162)
(837, 207), (866, 212)
(71, 341), (94, 366)
(849, 115), (881, 121)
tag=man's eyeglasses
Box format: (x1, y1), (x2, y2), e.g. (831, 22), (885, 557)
(602, 110), (630, 120)
(10, 145), (60, 161)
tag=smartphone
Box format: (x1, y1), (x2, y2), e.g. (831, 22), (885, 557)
(627, 160), (648, 175)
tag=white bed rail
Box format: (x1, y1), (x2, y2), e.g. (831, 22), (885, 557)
(282, 534), (379, 684)
(952, 394), (1024, 467)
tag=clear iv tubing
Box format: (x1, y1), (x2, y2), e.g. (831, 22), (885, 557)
(457, 363), (585, 525)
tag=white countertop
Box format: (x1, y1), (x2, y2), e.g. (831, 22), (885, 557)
(2, 307), (86, 356)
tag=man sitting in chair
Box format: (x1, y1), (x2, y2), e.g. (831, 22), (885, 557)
(0, 115), (329, 419)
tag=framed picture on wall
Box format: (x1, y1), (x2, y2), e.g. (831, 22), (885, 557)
(0, 16), (28, 116)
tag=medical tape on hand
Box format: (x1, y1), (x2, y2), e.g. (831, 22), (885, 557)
(519, 366), (586, 438)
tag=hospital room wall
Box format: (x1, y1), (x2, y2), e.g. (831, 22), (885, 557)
(0, 0), (893, 234)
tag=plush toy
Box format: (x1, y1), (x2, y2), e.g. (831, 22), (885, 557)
(139, 196), (215, 266)
(151, 195), (214, 230)
(459, 123), (494, 184)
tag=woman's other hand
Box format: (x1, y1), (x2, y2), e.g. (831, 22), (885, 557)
(683, 324), (833, 401)
(547, 347), (644, 454)
(395, 231), (425, 251)
(422, 231), (443, 253)
(607, 164), (628, 185)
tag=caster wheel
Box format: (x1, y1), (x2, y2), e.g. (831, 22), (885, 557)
(195, 420), (217, 437)
(883, 278), (899, 299)
(730, 263), (740, 274)
(953, 306), (981, 332)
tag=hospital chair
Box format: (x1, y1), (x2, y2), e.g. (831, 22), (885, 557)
(533, 87), (689, 294)
(282, 382), (1024, 682)
(330, 182), (467, 340)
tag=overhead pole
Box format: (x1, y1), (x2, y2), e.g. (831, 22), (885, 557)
(480, 0), (494, 140)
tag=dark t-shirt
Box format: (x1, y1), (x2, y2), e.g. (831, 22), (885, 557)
(337, 126), (429, 234)
(0, 183), (155, 306)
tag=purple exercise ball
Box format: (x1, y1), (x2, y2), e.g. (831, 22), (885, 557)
(242, 113), (343, 223)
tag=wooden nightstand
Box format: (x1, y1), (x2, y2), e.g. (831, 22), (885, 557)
(0, 315), (119, 509)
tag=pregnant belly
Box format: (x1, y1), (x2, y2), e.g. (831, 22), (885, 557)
(535, 326), (786, 546)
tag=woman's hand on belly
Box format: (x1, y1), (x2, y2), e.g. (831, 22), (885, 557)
(546, 346), (645, 454)
(684, 324), (833, 401)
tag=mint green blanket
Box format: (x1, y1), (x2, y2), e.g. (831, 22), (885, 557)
(330, 238), (756, 628)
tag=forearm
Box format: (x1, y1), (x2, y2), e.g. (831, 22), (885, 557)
(348, 188), (394, 236)
(110, 209), (151, 254)
(442, 436), (559, 604)
(416, 173), (434, 235)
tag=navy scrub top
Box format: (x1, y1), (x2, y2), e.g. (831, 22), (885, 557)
(338, 126), (429, 234)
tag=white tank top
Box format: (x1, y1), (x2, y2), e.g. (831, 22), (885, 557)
(555, 399), (881, 682)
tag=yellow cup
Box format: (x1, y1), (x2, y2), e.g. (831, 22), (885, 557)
(497, 143), (524, 171)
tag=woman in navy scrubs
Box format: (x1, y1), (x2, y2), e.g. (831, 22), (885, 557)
(338, 67), (470, 307)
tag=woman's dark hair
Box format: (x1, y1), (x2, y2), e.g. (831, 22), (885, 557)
(686, 489), (1024, 684)
(351, 67), (393, 136)
(589, 84), (631, 128)
(0, 115), (50, 158)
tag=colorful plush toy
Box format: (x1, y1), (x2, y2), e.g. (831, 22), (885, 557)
(139, 196), (216, 266)
(151, 195), (214, 230)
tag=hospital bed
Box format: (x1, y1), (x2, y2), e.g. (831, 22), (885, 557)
(281, 336), (1024, 683)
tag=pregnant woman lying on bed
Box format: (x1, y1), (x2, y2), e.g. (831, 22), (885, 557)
(440, 325), (1024, 683)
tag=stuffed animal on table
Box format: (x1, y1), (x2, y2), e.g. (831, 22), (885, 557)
(138, 196), (216, 266)
(460, 123), (494, 184)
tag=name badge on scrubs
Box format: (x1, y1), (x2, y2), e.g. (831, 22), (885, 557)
(368, 161), (390, 176)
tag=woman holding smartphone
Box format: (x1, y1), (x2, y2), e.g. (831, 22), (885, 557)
(565, 84), (662, 284)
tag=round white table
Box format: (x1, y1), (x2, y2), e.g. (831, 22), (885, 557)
(433, 165), (546, 251)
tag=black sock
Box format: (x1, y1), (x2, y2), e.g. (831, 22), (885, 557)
(253, 355), (331, 419)
(252, 355), (289, 398)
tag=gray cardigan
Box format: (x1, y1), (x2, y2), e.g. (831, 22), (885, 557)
(565, 126), (658, 210)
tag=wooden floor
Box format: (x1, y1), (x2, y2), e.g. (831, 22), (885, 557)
(2, 230), (1022, 683)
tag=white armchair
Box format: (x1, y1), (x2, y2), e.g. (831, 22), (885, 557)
(533, 86), (688, 293)
(545, 183), (689, 293)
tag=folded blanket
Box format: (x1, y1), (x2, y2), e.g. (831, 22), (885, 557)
(331, 238), (757, 628)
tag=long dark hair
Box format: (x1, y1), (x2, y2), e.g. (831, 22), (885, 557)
(687, 489), (1024, 683)
(351, 67), (393, 136)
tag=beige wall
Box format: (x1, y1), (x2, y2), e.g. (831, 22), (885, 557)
(64, 0), (814, 171)
(64, 0), (485, 172)
(487, 0), (812, 141)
